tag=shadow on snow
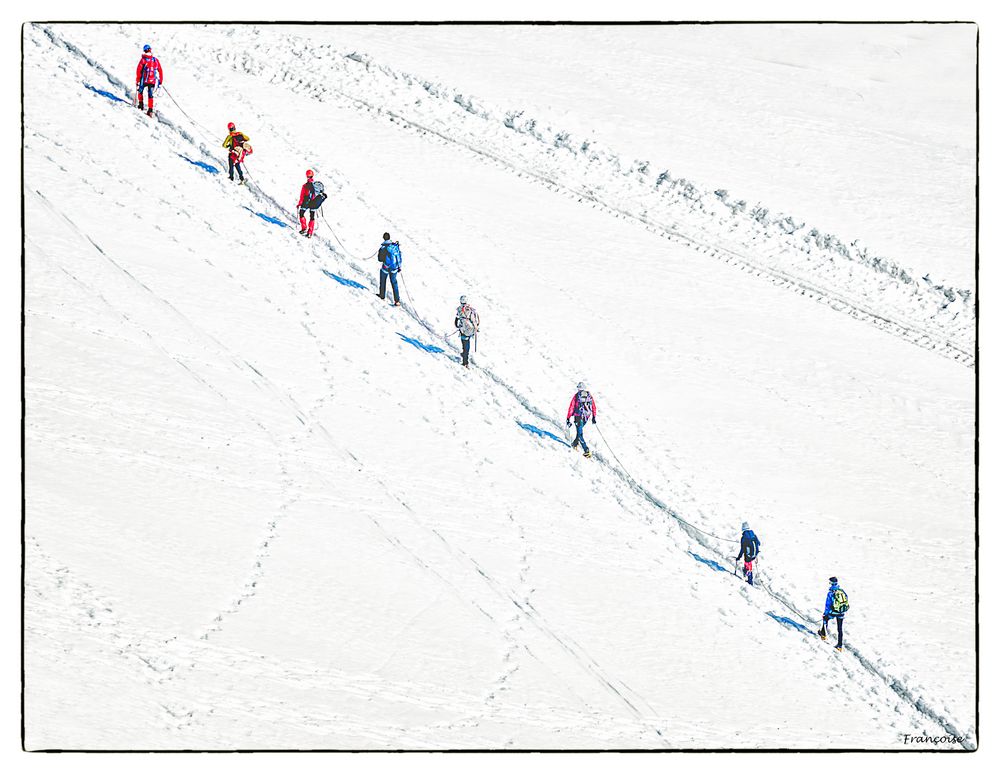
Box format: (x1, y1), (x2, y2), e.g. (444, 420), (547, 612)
(322, 269), (367, 289)
(689, 551), (729, 573)
(177, 153), (220, 174)
(766, 612), (812, 635)
(241, 206), (286, 227)
(516, 420), (571, 447)
(84, 82), (129, 104)
(397, 333), (444, 354)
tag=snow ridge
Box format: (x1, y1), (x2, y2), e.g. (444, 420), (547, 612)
(175, 29), (973, 366)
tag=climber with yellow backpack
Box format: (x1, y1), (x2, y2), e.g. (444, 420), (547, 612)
(818, 577), (849, 651)
(222, 122), (252, 185)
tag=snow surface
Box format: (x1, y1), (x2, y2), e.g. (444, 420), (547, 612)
(22, 22), (976, 751)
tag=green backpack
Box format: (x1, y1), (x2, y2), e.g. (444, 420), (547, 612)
(831, 588), (850, 614)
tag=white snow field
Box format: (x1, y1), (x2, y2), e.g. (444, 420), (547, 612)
(23, 22), (976, 750)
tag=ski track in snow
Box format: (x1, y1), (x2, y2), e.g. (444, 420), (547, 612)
(24, 23), (975, 750)
(28, 64), (669, 738)
(180, 31), (973, 368)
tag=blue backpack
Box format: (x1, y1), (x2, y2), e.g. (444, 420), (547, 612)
(384, 241), (402, 270)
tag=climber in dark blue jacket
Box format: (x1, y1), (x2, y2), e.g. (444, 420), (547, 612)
(736, 522), (760, 585)
(377, 232), (403, 306)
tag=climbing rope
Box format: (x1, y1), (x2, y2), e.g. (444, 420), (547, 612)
(398, 272), (422, 319)
(316, 212), (378, 261)
(162, 80), (737, 551)
(159, 86), (218, 144)
(594, 423), (738, 544)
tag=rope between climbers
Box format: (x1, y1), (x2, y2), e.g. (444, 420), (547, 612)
(398, 272), (421, 319)
(160, 86), (218, 144)
(593, 424), (738, 544)
(318, 214), (378, 261)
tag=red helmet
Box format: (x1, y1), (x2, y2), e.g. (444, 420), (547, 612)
(306, 169), (314, 178)
(227, 122), (235, 131)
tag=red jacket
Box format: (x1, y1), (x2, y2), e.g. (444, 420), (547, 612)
(567, 391), (597, 422)
(136, 54), (163, 86)
(297, 181), (316, 208)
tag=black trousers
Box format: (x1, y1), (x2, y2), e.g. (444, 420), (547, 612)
(822, 615), (844, 647)
(228, 156), (243, 180)
(460, 336), (472, 365)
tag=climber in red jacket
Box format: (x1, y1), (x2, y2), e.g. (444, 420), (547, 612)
(135, 44), (163, 117)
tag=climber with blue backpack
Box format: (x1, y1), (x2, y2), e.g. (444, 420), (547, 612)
(818, 577), (849, 651)
(566, 383), (597, 458)
(736, 522), (760, 585)
(377, 232), (402, 306)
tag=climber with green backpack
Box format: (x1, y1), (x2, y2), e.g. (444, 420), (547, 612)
(818, 576), (849, 651)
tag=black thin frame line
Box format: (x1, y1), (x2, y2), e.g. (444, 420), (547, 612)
(20, 18), (27, 756)
(28, 19), (978, 25)
(973, 21), (981, 758)
(20, 19), (980, 754)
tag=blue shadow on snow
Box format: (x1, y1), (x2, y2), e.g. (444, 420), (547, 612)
(689, 551), (729, 573)
(241, 206), (287, 227)
(516, 421), (571, 447)
(84, 83), (130, 104)
(177, 154), (220, 174)
(322, 269), (366, 290)
(766, 612), (812, 635)
(397, 333), (444, 354)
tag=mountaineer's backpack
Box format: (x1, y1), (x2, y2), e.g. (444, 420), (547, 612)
(830, 588), (850, 614)
(574, 391), (594, 422)
(309, 181), (327, 209)
(456, 304), (479, 337)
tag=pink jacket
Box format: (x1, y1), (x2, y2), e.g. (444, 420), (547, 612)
(567, 391), (597, 422)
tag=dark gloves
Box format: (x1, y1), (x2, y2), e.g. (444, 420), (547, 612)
(566, 419), (571, 427)
(592, 417), (597, 425)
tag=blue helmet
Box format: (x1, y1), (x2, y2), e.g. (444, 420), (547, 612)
(143, 44), (152, 52)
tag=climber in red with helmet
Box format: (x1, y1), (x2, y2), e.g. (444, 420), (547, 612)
(135, 44), (163, 117)
(296, 169), (327, 238)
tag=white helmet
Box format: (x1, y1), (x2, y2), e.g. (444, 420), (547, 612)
(741, 521), (749, 532)
(577, 382), (587, 391)
(459, 295), (468, 304)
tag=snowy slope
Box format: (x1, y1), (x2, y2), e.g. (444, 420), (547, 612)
(23, 23), (976, 750)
